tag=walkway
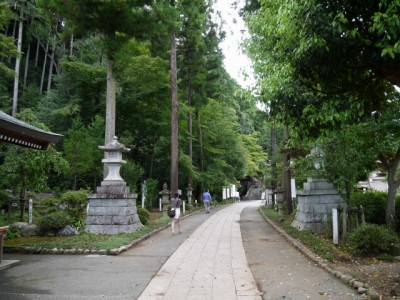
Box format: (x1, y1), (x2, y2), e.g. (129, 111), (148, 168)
(0, 201), (362, 299)
(138, 202), (262, 299)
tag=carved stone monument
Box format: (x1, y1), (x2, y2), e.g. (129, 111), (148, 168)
(291, 178), (346, 233)
(85, 136), (142, 234)
(159, 182), (170, 217)
(274, 188), (286, 215)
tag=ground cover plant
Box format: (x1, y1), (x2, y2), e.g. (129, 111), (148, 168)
(4, 210), (170, 251)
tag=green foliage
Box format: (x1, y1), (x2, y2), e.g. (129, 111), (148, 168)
(319, 125), (375, 201)
(349, 224), (400, 255)
(137, 206), (150, 225)
(377, 254), (395, 262)
(38, 211), (71, 236)
(5, 229), (154, 251)
(63, 117), (104, 190)
(0, 109), (69, 194)
(59, 189), (89, 220)
(143, 179), (159, 210)
(0, 3), (17, 78)
(120, 160), (144, 193)
(198, 99), (247, 190)
(350, 191), (387, 225)
(5, 227), (20, 240)
(0, 190), (10, 209)
(0, 0), (267, 217)
(240, 133), (268, 177)
(70, 218), (85, 231)
(350, 191), (400, 227)
(245, 0), (400, 139)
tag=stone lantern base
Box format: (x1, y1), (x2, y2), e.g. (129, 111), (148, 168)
(85, 184), (143, 234)
(291, 178), (346, 233)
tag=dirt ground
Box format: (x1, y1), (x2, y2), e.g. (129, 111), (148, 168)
(333, 256), (400, 299)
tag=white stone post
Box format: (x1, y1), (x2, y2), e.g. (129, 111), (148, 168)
(28, 199), (33, 225)
(332, 208), (339, 245)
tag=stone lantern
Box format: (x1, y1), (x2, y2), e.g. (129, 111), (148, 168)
(98, 136), (130, 193)
(85, 136), (143, 234)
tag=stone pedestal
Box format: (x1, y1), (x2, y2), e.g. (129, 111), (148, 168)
(291, 178), (346, 233)
(85, 184), (143, 234)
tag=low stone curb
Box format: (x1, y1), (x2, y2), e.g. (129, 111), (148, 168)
(4, 209), (200, 257)
(258, 207), (380, 299)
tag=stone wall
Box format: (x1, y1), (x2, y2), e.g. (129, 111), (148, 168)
(291, 178), (346, 233)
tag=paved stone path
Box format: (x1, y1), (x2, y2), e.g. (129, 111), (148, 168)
(138, 202), (262, 300)
(240, 204), (361, 299)
(0, 201), (364, 299)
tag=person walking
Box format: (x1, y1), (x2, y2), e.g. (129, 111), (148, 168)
(170, 192), (182, 235)
(202, 190), (212, 214)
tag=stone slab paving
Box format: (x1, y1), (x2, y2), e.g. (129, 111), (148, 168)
(0, 201), (366, 300)
(138, 202), (262, 300)
(241, 202), (365, 300)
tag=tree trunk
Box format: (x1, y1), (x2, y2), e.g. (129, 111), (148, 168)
(69, 34), (74, 56)
(19, 172), (26, 222)
(149, 134), (158, 178)
(47, 32), (57, 91)
(8, 19), (16, 64)
(12, 19), (23, 117)
(196, 111), (204, 171)
(283, 150), (292, 214)
(170, 33), (179, 194)
(23, 43), (30, 88)
(196, 111), (204, 193)
(105, 59), (116, 144)
(35, 38), (39, 67)
(270, 126), (277, 187)
(187, 85), (193, 187)
(282, 127), (292, 213)
(40, 41), (49, 94)
(103, 58), (117, 178)
(383, 148), (400, 230)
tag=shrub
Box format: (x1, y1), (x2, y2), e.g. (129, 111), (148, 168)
(0, 190), (10, 210)
(137, 206), (150, 225)
(143, 179), (159, 210)
(60, 189), (89, 219)
(349, 223), (400, 255)
(350, 191), (386, 224)
(5, 227), (20, 240)
(38, 211), (71, 236)
(350, 191), (400, 226)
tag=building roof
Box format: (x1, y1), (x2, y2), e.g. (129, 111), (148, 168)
(0, 111), (63, 151)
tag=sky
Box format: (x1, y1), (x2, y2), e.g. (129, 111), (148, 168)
(213, 0), (255, 89)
